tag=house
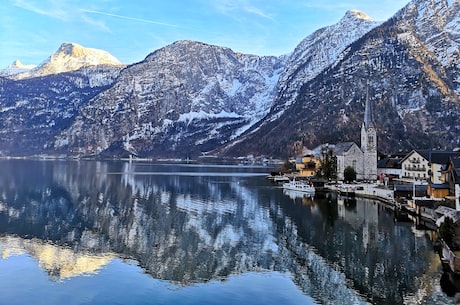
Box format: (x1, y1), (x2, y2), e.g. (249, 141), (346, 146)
(401, 150), (460, 199)
(400, 150), (430, 181)
(443, 155), (460, 209)
(295, 150), (320, 177)
(377, 156), (403, 180)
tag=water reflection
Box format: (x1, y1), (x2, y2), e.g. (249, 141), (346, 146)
(0, 160), (453, 304)
(0, 236), (113, 281)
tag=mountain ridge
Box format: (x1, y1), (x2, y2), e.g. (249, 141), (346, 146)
(221, 0), (460, 157)
(8, 42), (125, 80)
(53, 40), (285, 157)
(0, 0), (459, 159)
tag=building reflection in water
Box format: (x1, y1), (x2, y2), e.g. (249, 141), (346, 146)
(0, 160), (452, 304)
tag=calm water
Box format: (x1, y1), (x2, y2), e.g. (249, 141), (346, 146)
(0, 160), (454, 305)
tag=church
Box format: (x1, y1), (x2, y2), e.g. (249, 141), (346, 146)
(334, 91), (377, 181)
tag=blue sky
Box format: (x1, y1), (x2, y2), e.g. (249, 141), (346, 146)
(1, 0), (410, 68)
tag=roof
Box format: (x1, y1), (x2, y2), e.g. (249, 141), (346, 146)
(394, 184), (427, 191)
(363, 86), (375, 129)
(435, 206), (460, 225)
(377, 157), (402, 169)
(333, 142), (358, 155)
(418, 150), (460, 164)
(401, 150), (460, 165)
(430, 183), (450, 189)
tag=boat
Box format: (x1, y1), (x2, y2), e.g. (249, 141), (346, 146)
(282, 179), (315, 193)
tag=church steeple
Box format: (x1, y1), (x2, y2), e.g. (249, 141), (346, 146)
(361, 86), (376, 153)
(363, 86), (374, 129)
(360, 85), (377, 180)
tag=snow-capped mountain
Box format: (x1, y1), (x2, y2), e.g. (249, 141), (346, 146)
(223, 0), (460, 157)
(12, 42), (124, 80)
(0, 0), (459, 158)
(0, 60), (36, 77)
(225, 9), (381, 153)
(274, 10), (380, 116)
(54, 40), (284, 157)
(52, 11), (379, 158)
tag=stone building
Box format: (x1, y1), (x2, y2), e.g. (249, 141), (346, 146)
(335, 90), (377, 181)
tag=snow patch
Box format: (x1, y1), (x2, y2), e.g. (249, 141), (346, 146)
(178, 110), (241, 124)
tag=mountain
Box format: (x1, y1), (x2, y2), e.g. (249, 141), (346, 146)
(53, 40), (284, 158)
(0, 43), (125, 156)
(0, 60), (36, 77)
(12, 42), (124, 80)
(222, 0), (460, 157)
(0, 67), (122, 156)
(1, 0), (459, 159)
(273, 10), (380, 118)
(51, 11), (379, 159)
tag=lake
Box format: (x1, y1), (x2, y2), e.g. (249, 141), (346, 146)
(0, 160), (455, 304)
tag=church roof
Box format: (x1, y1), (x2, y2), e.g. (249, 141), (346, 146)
(333, 142), (358, 155)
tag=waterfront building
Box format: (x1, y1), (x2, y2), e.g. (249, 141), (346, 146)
(377, 156), (403, 180)
(400, 150), (460, 199)
(442, 155), (460, 209)
(295, 150), (320, 177)
(332, 90), (377, 181)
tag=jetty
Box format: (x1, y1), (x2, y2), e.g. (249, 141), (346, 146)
(326, 183), (394, 204)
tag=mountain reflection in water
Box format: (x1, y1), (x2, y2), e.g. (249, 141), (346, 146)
(0, 160), (453, 304)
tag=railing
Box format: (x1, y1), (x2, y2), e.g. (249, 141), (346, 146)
(404, 166), (426, 171)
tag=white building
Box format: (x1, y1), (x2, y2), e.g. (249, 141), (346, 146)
(401, 150), (460, 183)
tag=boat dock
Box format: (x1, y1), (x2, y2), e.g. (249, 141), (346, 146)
(326, 183), (395, 204)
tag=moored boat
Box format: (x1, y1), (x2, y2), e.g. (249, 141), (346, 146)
(282, 179), (315, 193)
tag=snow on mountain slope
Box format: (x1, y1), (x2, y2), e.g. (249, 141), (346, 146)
(13, 42), (124, 80)
(54, 40), (285, 157)
(273, 10), (381, 115)
(395, 0), (460, 93)
(220, 10), (381, 152)
(222, 0), (460, 157)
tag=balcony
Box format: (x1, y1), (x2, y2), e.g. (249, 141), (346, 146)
(404, 166), (426, 172)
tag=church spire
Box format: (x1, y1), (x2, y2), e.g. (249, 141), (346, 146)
(363, 86), (374, 129)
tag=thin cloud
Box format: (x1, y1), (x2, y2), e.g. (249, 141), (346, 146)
(12, 0), (71, 20)
(81, 9), (180, 27)
(244, 5), (274, 21)
(213, 0), (274, 21)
